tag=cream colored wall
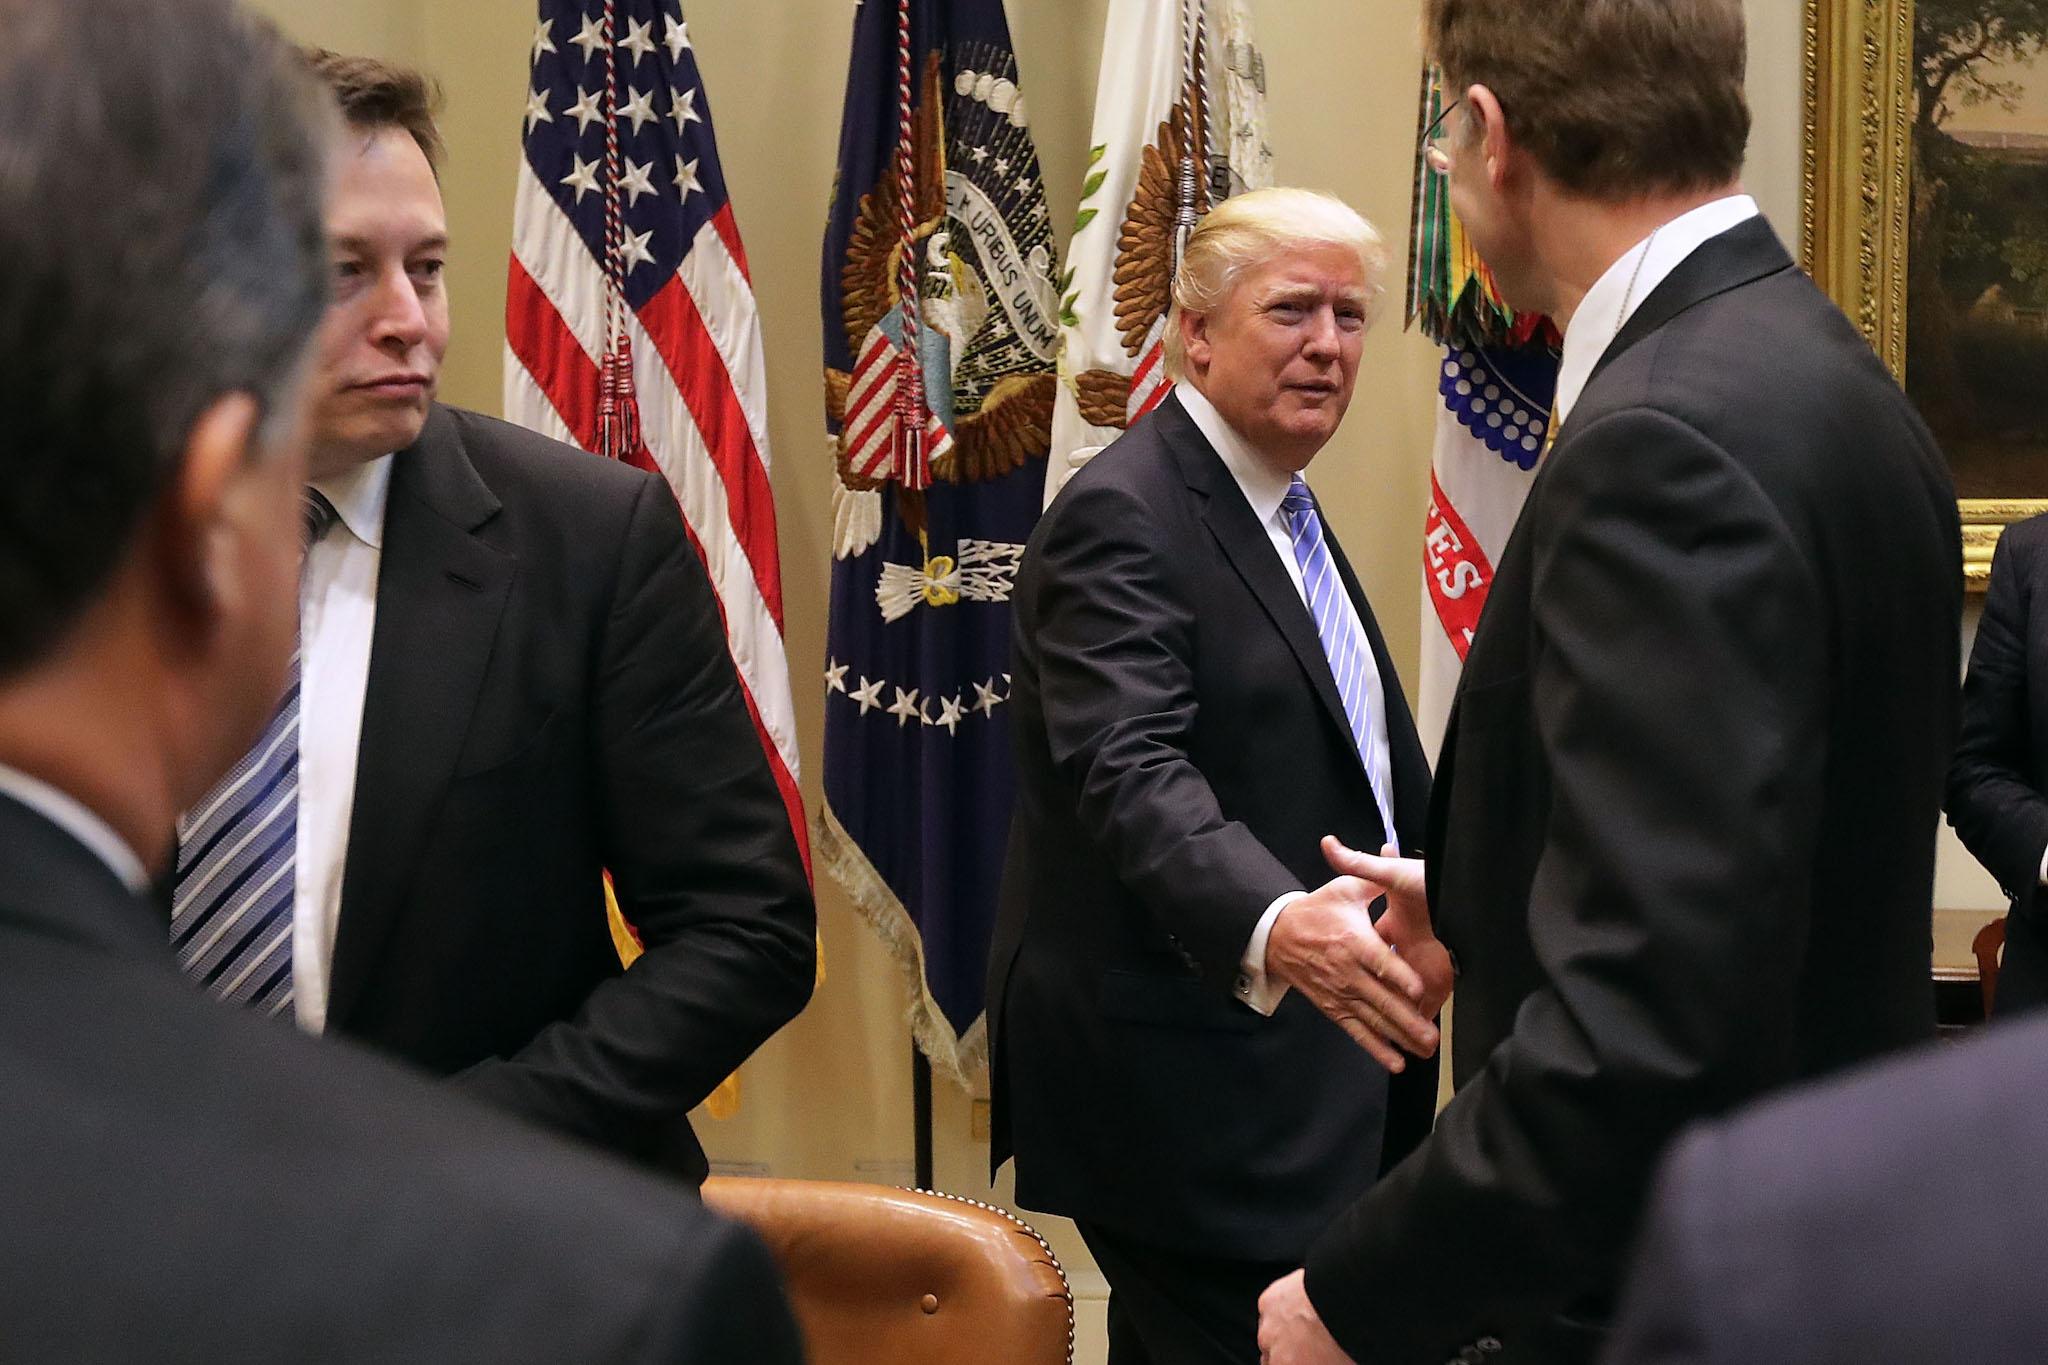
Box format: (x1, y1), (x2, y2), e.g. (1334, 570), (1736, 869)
(239, 0), (1952, 1357)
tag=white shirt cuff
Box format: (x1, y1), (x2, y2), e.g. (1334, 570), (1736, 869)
(1235, 890), (1304, 1016)
(2037, 842), (2048, 887)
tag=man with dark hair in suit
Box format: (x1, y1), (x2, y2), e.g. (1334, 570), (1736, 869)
(1947, 511), (2048, 1015)
(0, 0), (799, 1357)
(1257, 1), (1961, 1361)
(989, 186), (1451, 1365)
(165, 48), (815, 1181)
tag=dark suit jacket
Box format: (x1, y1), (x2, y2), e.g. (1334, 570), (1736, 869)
(1605, 1019), (2048, 1365)
(1947, 511), (2048, 1013)
(1303, 218), (1961, 1362)
(0, 794), (801, 1363)
(324, 405), (814, 1181)
(987, 393), (1436, 1262)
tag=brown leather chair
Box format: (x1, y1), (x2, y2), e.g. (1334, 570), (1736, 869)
(702, 1178), (1072, 1365)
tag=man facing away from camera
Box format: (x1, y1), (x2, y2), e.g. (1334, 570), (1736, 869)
(1257, 2), (1960, 1362)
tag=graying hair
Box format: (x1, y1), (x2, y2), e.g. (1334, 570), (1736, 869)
(1163, 188), (1389, 380)
(0, 0), (333, 675)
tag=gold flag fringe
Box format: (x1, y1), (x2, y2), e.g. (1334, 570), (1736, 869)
(815, 802), (990, 1093)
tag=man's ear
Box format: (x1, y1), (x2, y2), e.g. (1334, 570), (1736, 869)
(1179, 307), (1212, 378)
(1468, 83), (1513, 190)
(156, 393), (264, 626)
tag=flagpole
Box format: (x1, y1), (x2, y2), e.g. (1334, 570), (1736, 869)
(912, 1042), (934, 1189)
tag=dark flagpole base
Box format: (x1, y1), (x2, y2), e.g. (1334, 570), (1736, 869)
(913, 1040), (934, 1190)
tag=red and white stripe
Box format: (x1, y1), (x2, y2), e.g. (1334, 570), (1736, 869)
(505, 156), (808, 867)
(1417, 397), (1537, 764)
(1126, 323), (1172, 424)
(842, 326), (955, 481)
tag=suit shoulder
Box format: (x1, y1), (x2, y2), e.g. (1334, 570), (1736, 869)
(440, 405), (660, 510)
(1572, 280), (1953, 537)
(1998, 509), (2048, 562)
(227, 997), (774, 1307)
(1690, 1021), (2046, 1208)
(1039, 420), (1187, 531)
(0, 950), (779, 1359)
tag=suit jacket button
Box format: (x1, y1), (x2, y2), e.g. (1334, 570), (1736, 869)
(1234, 973), (1251, 997)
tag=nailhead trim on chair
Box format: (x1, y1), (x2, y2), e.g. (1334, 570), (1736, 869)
(905, 1189), (1076, 1365)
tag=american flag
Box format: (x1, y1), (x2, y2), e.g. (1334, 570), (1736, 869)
(504, 0), (806, 865)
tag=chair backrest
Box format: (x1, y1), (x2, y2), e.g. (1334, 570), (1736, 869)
(1974, 915), (2008, 1018)
(703, 1178), (1072, 1365)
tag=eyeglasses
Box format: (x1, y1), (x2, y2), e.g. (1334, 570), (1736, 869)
(1422, 96), (1465, 175)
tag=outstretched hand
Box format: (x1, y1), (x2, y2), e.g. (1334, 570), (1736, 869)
(1322, 837), (1454, 1017)
(1263, 862), (1440, 1072)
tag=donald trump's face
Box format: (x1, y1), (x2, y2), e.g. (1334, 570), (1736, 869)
(1178, 242), (1370, 474)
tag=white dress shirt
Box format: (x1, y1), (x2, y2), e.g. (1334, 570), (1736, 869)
(0, 761), (150, 894)
(293, 453), (393, 1033)
(1552, 194), (1762, 428)
(1176, 384), (1395, 1016)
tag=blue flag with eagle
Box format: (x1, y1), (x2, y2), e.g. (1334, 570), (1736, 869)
(817, 0), (1058, 1086)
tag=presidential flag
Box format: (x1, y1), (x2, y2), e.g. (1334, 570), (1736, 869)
(1043, 0), (1272, 505)
(818, 0), (1059, 1086)
(1410, 66), (1559, 757)
(504, 2), (807, 1118)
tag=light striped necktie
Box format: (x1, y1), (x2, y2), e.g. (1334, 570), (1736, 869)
(169, 490), (337, 1016)
(1280, 477), (1397, 845)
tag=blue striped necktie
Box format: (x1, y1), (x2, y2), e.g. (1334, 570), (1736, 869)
(170, 490), (337, 1016)
(1280, 476), (1397, 844)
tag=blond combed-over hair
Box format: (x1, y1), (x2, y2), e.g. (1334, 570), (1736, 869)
(1162, 188), (1388, 381)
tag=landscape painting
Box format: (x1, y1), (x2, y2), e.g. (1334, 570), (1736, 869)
(1910, 1), (2048, 499)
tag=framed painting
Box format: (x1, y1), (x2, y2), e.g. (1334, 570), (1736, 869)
(1804, 0), (2048, 586)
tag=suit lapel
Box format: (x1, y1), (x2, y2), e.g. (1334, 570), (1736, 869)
(1159, 398), (1366, 787)
(326, 407), (513, 1028)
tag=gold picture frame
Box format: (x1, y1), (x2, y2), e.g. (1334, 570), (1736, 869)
(1802, 0), (2048, 587)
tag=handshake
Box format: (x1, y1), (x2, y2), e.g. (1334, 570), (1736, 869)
(1249, 836), (1455, 1365)
(1265, 836), (1454, 1075)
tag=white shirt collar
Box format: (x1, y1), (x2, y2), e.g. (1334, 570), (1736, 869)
(1175, 383), (1295, 525)
(0, 762), (150, 893)
(310, 452), (395, 550)
(1553, 194), (1761, 424)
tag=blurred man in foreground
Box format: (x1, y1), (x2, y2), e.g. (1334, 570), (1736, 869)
(0, 1), (798, 1357)
(1607, 1019), (2048, 1363)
